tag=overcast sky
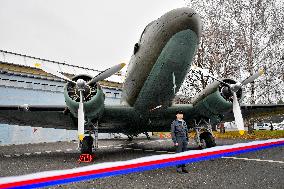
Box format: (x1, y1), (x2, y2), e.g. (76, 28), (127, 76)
(0, 0), (186, 71)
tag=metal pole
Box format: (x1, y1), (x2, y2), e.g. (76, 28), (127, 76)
(2, 52), (6, 62)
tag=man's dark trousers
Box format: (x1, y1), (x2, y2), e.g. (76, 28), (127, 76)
(176, 137), (188, 171)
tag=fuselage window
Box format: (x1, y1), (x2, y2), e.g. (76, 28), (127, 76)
(105, 91), (111, 98)
(114, 92), (120, 98)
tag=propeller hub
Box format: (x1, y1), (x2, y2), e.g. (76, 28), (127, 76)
(219, 79), (242, 102)
(76, 79), (87, 91)
(230, 82), (242, 93)
(220, 86), (231, 99)
(67, 75), (98, 102)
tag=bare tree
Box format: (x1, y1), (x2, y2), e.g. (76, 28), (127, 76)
(180, 0), (284, 106)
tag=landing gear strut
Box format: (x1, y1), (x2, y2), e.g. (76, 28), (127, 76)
(144, 132), (150, 140)
(127, 135), (133, 141)
(194, 119), (216, 149)
(127, 134), (140, 141)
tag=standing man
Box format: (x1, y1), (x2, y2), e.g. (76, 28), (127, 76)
(171, 110), (189, 173)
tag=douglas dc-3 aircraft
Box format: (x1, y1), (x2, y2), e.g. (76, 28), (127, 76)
(1, 7), (284, 154)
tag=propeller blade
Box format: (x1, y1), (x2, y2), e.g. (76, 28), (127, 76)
(87, 63), (126, 85)
(78, 91), (85, 141)
(34, 63), (75, 83)
(241, 68), (265, 86)
(232, 92), (245, 135)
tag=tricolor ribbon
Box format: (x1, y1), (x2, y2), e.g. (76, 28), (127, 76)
(0, 138), (283, 189)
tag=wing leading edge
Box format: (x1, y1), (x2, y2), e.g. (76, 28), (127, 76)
(0, 104), (136, 131)
(0, 105), (75, 129)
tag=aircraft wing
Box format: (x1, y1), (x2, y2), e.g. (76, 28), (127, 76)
(223, 104), (284, 122)
(0, 105), (76, 129)
(0, 104), (135, 132)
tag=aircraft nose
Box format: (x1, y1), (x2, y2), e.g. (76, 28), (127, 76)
(162, 7), (202, 41)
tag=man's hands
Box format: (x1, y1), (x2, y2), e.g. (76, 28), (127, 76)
(175, 143), (179, 146)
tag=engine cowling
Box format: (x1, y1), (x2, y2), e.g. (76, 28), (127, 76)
(192, 79), (242, 121)
(64, 74), (105, 120)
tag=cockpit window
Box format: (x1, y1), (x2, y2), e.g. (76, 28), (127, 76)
(133, 20), (155, 55)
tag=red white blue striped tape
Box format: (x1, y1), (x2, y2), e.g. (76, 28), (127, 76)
(0, 138), (283, 189)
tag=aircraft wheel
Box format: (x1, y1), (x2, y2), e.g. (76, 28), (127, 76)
(199, 132), (216, 148)
(81, 136), (94, 154)
(199, 139), (207, 149)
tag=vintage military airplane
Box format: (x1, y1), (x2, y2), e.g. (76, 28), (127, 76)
(1, 7), (284, 153)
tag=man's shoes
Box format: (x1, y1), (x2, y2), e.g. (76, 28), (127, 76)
(182, 169), (189, 173)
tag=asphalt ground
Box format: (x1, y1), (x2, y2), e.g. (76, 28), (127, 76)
(0, 137), (283, 189)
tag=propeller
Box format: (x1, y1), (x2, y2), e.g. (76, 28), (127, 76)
(87, 63), (126, 85)
(192, 64), (264, 135)
(232, 91), (245, 135)
(35, 62), (126, 141)
(241, 68), (265, 86)
(34, 63), (75, 84)
(78, 90), (85, 141)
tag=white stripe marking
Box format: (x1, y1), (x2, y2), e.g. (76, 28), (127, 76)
(4, 155), (11, 157)
(56, 150), (62, 152)
(114, 146), (122, 149)
(24, 153), (31, 156)
(66, 149), (73, 152)
(144, 149), (154, 152)
(35, 152), (41, 155)
(222, 156), (284, 164)
(133, 149), (143, 151)
(124, 147), (132, 150)
(14, 154), (21, 157)
(167, 152), (176, 154)
(155, 151), (168, 153)
(45, 151), (51, 153)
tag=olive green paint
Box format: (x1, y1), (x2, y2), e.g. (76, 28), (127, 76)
(134, 29), (198, 112)
(194, 89), (233, 118)
(64, 87), (105, 121)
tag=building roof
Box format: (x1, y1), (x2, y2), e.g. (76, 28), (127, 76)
(0, 50), (123, 89)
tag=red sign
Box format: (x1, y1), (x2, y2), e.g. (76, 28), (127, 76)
(78, 154), (95, 163)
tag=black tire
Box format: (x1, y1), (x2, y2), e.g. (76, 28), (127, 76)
(199, 132), (216, 148)
(81, 136), (93, 154)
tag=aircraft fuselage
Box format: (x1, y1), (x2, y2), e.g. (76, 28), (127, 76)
(121, 7), (201, 113)
(99, 8), (202, 134)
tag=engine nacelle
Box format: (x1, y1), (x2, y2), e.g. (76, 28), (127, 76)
(64, 74), (105, 121)
(192, 79), (242, 120)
